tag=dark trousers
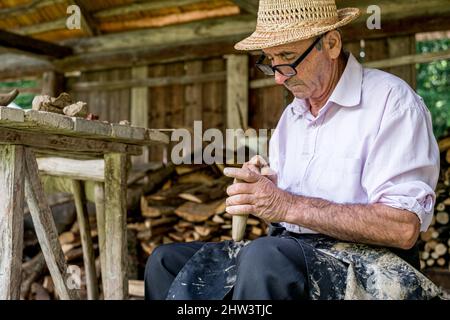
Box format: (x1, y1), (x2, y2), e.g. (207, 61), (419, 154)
(144, 235), (309, 300)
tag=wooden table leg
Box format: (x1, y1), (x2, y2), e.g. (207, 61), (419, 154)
(72, 180), (99, 300)
(104, 153), (128, 300)
(94, 182), (107, 298)
(0, 145), (25, 300)
(24, 148), (79, 300)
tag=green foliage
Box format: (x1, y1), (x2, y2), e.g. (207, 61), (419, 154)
(416, 39), (450, 139)
(0, 79), (36, 109)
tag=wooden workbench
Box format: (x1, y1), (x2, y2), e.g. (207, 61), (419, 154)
(0, 106), (168, 300)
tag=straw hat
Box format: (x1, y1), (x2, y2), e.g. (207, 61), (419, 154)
(235, 0), (360, 51)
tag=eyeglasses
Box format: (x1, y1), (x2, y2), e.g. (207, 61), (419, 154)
(255, 35), (324, 77)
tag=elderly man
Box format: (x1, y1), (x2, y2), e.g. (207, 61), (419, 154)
(145, 0), (441, 300)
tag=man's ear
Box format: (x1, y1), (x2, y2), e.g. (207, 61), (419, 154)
(324, 30), (342, 60)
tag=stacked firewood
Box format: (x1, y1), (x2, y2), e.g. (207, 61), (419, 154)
(135, 164), (268, 256)
(419, 136), (450, 271)
(21, 162), (268, 300)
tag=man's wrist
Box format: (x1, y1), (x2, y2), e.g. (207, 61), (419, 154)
(281, 191), (302, 224)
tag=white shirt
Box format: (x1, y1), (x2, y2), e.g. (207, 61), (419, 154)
(269, 53), (440, 234)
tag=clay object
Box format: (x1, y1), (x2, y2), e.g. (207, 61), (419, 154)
(63, 101), (88, 117)
(0, 89), (19, 106)
(32, 93), (74, 114)
(51, 92), (73, 109)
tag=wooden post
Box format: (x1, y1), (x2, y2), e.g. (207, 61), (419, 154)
(131, 66), (149, 164)
(0, 145), (25, 300)
(71, 180), (99, 300)
(23, 148), (79, 300)
(41, 71), (65, 97)
(226, 54), (249, 130)
(387, 35), (417, 89)
(93, 182), (107, 297)
(104, 153), (128, 300)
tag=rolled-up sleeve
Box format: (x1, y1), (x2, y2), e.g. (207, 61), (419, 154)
(361, 94), (440, 232)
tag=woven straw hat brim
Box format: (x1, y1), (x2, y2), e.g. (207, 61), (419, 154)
(235, 8), (360, 51)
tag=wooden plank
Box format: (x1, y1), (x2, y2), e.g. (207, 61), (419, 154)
(41, 71), (65, 97)
(24, 148), (79, 300)
(131, 66), (149, 164)
(184, 61), (203, 129)
(364, 49), (450, 69)
(203, 58), (226, 130)
(66, 14), (256, 54)
(128, 280), (144, 298)
(0, 127), (142, 156)
(71, 71), (226, 92)
(0, 0), (66, 18)
(104, 153), (128, 299)
(95, 0), (202, 18)
(0, 145), (25, 300)
(56, 36), (242, 73)
(71, 180), (99, 300)
(386, 36), (416, 89)
(98, 3), (239, 33)
(148, 65), (168, 163)
(0, 29), (72, 59)
(226, 55), (248, 129)
(37, 157), (105, 182)
(93, 182), (107, 297)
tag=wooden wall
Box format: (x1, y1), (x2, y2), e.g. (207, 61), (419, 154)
(65, 35), (416, 162)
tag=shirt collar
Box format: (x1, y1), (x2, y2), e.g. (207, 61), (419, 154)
(291, 53), (363, 116)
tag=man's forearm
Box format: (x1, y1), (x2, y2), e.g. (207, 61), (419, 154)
(284, 193), (420, 249)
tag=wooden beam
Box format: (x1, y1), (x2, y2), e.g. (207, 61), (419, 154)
(131, 66), (149, 164)
(93, 182), (107, 297)
(386, 35), (416, 89)
(98, 5), (239, 33)
(232, 0), (259, 15)
(24, 148), (80, 300)
(0, 145), (25, 300)
(37, 157), (105, 182)
(56, 35), (242, 73)
(72, 0), (100, 36)
(41, 71), (65, 96)
(65, 14), (256, 54)
(226, 55), (249, 129)
(0, 0), (66, 19)
(0, 30), (73, 59)
(104, 153), (128, 300)
(364, 48), (450, 69)
(71, 179), (99, 300)
(342, 14), (450, 42)
(94, 0), (203, 18)
(71, 71), (226, 92)
(0, 127), (142, 157)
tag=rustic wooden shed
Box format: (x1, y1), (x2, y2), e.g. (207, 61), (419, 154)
(1, 0), (449, 162)
(1, 0), (450, 300)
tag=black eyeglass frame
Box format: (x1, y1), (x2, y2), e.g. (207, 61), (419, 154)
(255, 34), (324, 77)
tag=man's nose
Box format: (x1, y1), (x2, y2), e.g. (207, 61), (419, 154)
(274, 71), (289, 85)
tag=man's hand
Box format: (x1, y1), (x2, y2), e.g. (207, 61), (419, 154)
(223, 166), (292, 223)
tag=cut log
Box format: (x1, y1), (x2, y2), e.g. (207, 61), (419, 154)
(174, 200), (225, 222)
(141, 200), (175, 218)
(436, 211), (449, 225)
(128, 280), (144, 298)
(178, 177), (231, 203)
(434, 243), (447, 256)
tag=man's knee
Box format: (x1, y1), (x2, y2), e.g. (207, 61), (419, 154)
(238, 236), (291, 267)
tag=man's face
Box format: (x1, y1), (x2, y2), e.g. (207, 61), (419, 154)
(262, 38), (330, 100)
